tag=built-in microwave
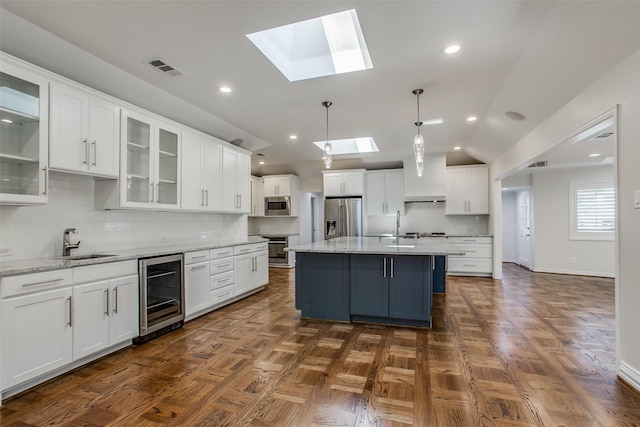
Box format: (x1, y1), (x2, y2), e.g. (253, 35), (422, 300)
(265, 196), (291, 216)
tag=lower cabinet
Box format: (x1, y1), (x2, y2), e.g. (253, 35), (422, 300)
(234, 242), (268, 296)
(185, 250), (211, 317)
(447, 236), (493, 276)
(1, 285), (73, 389)
(295, 253), (350, 321)
(351, 254), (431, 323)
(72, 274), (139, 360)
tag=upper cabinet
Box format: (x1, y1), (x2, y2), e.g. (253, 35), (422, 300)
(221, 147), (250, 213)
(0, 56), (49, 205)
(323, 170), (365, 197)
(445, 165), (489, 215)
(366, 170), (404, 216)
(403, 154), (446, 202)
(181, 131), (222, 212)
(250, 176), (264, 217)
(263, 175), (293, 197)
(95, 110), (181, 210)
(49, 83), (119, 178)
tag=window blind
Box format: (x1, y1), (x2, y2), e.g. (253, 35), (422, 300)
(575, 187), (615, 232)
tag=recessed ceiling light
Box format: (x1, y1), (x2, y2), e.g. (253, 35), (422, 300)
(258, 161), (265, 165)
(1, 118), (13, 124)
(219, 86), (232, 93)
(312, 137), (378, 155)
(589, 153), (601, 157)
(289, 135), (298, 140)
(466, 116), (477, 122)
(246, 9), (373, 82)
(443, 44), (461, 54)
(453, 146), (462, 151)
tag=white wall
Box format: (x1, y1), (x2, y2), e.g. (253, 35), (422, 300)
(0, 172), (248, 260)
(501, 190), (517, 262)
(365, 202), (489, 236)
(532, 166), (614, 277)
(491, 47), (640, 391)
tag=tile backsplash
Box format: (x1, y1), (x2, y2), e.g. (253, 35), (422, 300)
(0, 172), (247, 261)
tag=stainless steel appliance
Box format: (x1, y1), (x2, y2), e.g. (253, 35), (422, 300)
(136, 253), (184, 343)
(324, 197), (363, 240)
(265, 196), (291, 216)
(264, 235), (289, 265)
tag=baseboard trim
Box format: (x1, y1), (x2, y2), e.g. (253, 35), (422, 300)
(619, 361), (640, 394)
(531, 267), (614, 278)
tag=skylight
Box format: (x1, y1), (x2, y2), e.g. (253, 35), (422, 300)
(246, 9), (373, 82)
(313, 137), (379, 155)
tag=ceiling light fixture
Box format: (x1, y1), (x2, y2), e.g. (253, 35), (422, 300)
(322, 101), (333, 169)
(412, 89), (424, 177)
(259, 161), (265, 165)
(467, 116), (477, 122)
(219, 86), (232, 93)
(443, 44), (461, 54)
(1, 118), (13, 124)
(589, 153), (601, 157)
(454, 146), (462, 151)
(289, 135), (298, 140)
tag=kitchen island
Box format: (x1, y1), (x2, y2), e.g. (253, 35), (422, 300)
(287, 236), (464, 328)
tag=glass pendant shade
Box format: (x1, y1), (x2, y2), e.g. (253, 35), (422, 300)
(414, 132), (424, 159)
(412, 89), (425, 177)
(323, 141), (333, 168)
(416, 157), (424, 177)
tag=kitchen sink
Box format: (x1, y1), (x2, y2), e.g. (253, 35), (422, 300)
(55, 253), (117, 260)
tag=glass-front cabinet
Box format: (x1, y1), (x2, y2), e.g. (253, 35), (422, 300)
(0, 58), (49, 205)
(117, 110), (180, 210)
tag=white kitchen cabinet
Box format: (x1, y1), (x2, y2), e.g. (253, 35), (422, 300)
(322, 170), (365, 197)
(366, 170), (404, 216)
(49, 83), (120, 177)
(180, 131), (222, 212)
(445, 165), (489, 215)
(72, 261), (139, 360)
(447, 236), (493, 276)
(263, 175), (292, 197)
(1, 268), (74, 390)
(222, 147), (250, 213)
(95, 110), (181, 210)
(403, 154), (446, 201)
(185, 250), (211, 318)
(250, 176), (264, 217)
(234, 242), (268, 296)
(209, 250), (235, 307)
(0, 55), (49, 205)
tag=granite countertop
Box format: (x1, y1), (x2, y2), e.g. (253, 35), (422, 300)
(0, 236), (267, 278)
(286, 236), (466, 256)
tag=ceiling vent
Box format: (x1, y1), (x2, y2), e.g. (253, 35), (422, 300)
(528, 161), (548, 168)
(146, 58), (185, 77)
(589, 131), (614, 140)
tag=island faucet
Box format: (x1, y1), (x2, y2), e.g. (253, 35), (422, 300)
(396, 210), (401, 238)
(63, 228), (80, 256)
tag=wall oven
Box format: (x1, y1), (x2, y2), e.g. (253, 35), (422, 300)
(135, 253), (184, 343)
(264, 235), (288, 265)
(265, 196), (291, 216)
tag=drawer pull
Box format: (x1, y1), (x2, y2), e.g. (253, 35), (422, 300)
(190, 264), (207, 271)
(216, 263), (231, 269)
(191, 255), (207, 260)
(217, 278), (230, 283)
(217, 251), (231, 255)
(217, 292), (232, 299)
(22, 277), (65, 288)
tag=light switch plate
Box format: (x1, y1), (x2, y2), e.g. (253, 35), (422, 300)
(634, 190), (640, 209)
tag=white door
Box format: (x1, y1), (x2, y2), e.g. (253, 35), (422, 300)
(109, 275), (139, 344)
(73, 280), (110, 360)
(253, 251), (269, 289)
(88, 97), (120, 177)
(234, 253), (253, 296)
(180, 133), (204, 211)
(185, 261), (210, 316)
(517, 188), (532, 269)
(202, 142), (222, 211)
(384, 171), (405, 215)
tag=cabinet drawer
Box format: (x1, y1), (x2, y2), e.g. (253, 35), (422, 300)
(253, 242), (268, 252)
(450, 244), (492, 258)
(234, 242), (265, 255)
(209, 257), (234, 275)
(210, 284), (234, 305)
(210, 270), (234, 291)
(1, 269), (73, 298)
(209, 246), (234, 260)
(448, 257), (493, 273)
(73, 260), (138, 283)
(448, 236), (492, 245)
(185, 250), (209, 265)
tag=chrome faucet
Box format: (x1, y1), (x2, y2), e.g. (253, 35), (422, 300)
(396, 210), (401, 238)
(63, 228), (80, 256)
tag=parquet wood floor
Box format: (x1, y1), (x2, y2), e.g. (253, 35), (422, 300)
(2, 264), (639, 426)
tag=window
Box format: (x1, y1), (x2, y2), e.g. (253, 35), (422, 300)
(569, 181), (615, 240)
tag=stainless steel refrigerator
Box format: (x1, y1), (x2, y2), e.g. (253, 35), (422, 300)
(324, 197), (363, 240)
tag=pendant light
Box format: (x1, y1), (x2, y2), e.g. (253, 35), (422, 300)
(322, 101), (333, 169)
(413, 89), (424, 177)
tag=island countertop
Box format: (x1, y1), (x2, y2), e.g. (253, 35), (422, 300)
(286, 236), (465, 256)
